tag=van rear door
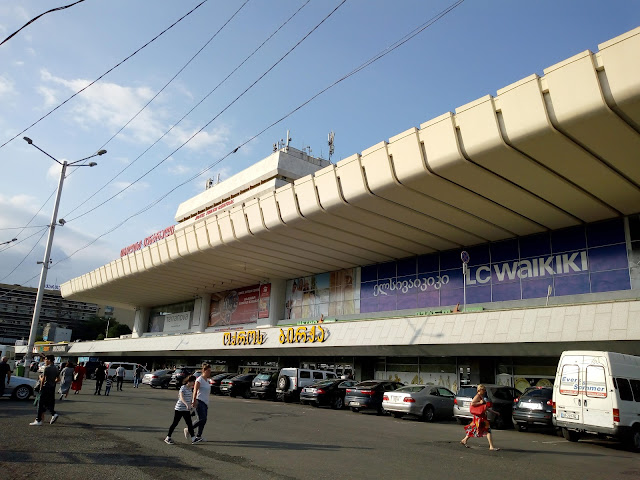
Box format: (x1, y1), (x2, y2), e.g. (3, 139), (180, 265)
(582, 360), (613, 430)
(556, 359), (583, 426)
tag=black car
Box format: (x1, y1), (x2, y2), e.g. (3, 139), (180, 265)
(168, 368), (196, 389)
(300, 378), (357, 409)
(250, 372), (279, 400)
(512, 386), (554, 431)
(219, 374), (256, 398)
(208, 372), (236, 395)
(344, 380), (404, 414)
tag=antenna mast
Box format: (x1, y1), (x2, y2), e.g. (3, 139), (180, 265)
(328, 131), (335, 162)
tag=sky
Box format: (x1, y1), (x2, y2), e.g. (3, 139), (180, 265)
(0, 0), (638, 290)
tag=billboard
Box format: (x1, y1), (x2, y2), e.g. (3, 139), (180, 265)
(209, 284), (271, 327)
(360, 218), (630, 313)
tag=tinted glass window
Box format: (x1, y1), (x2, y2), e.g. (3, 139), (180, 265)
(522, 389), (552, 400)
(326, 373), (336, 378)
(124, 365), (134, 370)
(438, 388), (455, 397)
(629, 380), (640, 402)
(457, 387), (478, 398)
(490, 388), (514, 401)
(616, 378), (634, 401)
(586, 365), (607, 399)
(313, 372), (323, 379)
(300, 371), (310, 379)
(256, 374), (271, 380)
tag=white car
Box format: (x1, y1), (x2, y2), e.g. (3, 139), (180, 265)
(3, 376), (39, 400)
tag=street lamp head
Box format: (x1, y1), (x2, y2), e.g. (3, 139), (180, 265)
(97, 150), (107, 156)
(58, 219), (66, 226)
(11, 238), (17, 242)
(88, 162), (97, 167)
(23, 137), (33, 144)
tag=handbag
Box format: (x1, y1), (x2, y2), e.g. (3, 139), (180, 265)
(73, 372), (79, 381)
(469, 403), (488, 415)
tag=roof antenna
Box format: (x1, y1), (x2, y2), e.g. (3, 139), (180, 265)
(328, 131), (335, 162)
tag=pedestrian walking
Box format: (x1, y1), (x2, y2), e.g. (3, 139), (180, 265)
(105, 376), (113, 396)
(460, 384), (500, 450)
(71, 362), (86, 394)
(189, 364), (212, 441)
(94, 362), (106, 395)
(134, 365), (143, 388)
(59, 361), (75, 400)
(30, 355), (60, 426)
(0, 356), (11, 398)
(164, 375), (201, 445)
(115, 365), (125, 391)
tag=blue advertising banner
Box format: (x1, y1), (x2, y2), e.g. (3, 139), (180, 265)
(360, 219), (631, 313)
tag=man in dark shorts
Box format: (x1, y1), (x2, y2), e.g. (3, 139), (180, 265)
(30, 355), (60, 426)
(0, 356), (12, 398)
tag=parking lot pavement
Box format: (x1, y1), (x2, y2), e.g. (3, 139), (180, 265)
(1, 382), (639, 480)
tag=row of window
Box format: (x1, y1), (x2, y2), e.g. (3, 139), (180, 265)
(560, 364), (640, 402)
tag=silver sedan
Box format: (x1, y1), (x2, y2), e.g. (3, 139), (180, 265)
(382, 384), (456, 422)
(2, 376), (38, 400)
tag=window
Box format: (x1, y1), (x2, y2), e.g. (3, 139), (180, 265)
(616, 378), (634, 401)
(438, 388), (454, 397)
(559, 364), (579, 396)
(630, 380), (640, 402)
(124, 364), (134, 371)
(313, 372), (323, 380)
(299, 371), (310, 379)
(585, 365), (607, 398)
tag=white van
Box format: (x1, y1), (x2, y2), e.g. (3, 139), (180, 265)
(552, 350), (640, 451)
(276, 367), (337, 402)
(105, 362), (147, 382)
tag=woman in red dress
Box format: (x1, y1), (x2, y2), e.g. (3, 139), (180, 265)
(71, 362), (86, 394)
(460, 384), (500, 450)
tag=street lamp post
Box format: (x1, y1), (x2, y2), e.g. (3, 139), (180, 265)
(22, 137), (106, 376)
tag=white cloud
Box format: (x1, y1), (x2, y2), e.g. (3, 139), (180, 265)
(168, 124), (230, 152)
(0, 75), (15, 98)
(112, 181), (149, 199)
(36, 85), (57, 107)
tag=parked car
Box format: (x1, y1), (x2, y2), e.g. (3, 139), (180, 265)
(168, 368), (200, 389)
(105, 362), (148, 382)
(2, 376), (38, 400)
(512, 386), (554, 431)
(300, 378), (357, 409)
(220, 374), (256, 398)
(142, 369), (174, 388)
(209, 372), (236, 395)
(345, 380), (405, 414)
(250, 372), (279, 400)
(276, 368), (338, 402)
(382, 384), (456, 421)
(453, 384), (521, 429)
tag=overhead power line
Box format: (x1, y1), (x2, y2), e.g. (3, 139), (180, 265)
(0, 227), (48, 254)
(0, 228), (49, 282)
(63, 0), (311, 220)
(1, 0), (87, 47)
(64, 0), (343, 224)
(48, 0), (465, 269)
(0, 0), (210, 151)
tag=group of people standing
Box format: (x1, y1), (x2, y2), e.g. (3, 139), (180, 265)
(165, 363), (212, 445)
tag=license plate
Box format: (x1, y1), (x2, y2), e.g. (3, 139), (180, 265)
(350, 401), (361, 406)
(463, 401), (470, 407)
(524, 403), (543, 410)
(306, 388), (316, 393)
(560, 411), (579, 420)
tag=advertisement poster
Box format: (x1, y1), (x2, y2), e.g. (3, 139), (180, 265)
(209, 284), (262, 327)
(258, 284), (271, 319)
(284, 268), (359, 320)
(163, 312), (191, 333)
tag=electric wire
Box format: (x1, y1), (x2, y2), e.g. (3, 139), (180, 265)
(0, 0), (87, 47)
(62, 0), (310, 220)
(49, 0), (465, 268)
(1, 0), (464, 296)
(0, 227), (49, 254)
(64, 0), (345, 224)
(0, 0), (209, 151)
(0, 228), (49, 282)
(0, 225), (49, 231)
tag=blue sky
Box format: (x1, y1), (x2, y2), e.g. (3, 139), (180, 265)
(0, 0), (638, 289)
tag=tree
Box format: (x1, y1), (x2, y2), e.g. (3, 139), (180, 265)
(108, 322), (132, 338)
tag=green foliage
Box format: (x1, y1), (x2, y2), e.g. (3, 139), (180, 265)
(108, 323), (132, 338)
(72, 315), (130, 341)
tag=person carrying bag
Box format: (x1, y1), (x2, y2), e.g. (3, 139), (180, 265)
(460, 384), (500, 450)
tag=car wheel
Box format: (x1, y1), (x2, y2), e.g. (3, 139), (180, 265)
(332, 397), (344, 410)
(513, 420), (527, 431)
(12, 385), (32, 401)
(311, 401), (319, 407)
(257, 394), (264, 400)
(376, 407), (384, 415)
(494, 415), (506, 430)
(161, 383), (168, 389)
(277, 375), (289, 391)
(351, 407), (360, 413)
(629, 426), (640, 452)
(300, 399), (307, 405)
(150, 385), (157, 389)
(422, 405), (435, 422)
(242, 389), (251, 399)
(562, 428), (579, 442)
(455, 417), (466, 425)
(283, 394), (292, 403)
(392, 412), (403, 419)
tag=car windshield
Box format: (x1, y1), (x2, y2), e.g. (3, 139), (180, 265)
(356, 381), (379, 388)
(457, 387), (479, 398)
(395, 386), (425, 393)
(312, 380), (336, 387)
(256, 373), (272, 380)
(522, 389), (552, 400)
(175, 369), (189, 374)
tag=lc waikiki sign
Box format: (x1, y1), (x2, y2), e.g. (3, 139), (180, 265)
(120, 225), (175, 257)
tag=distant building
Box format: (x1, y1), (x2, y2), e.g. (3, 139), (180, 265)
(0, 283), (134, 344)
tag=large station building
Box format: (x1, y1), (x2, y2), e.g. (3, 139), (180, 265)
(60, 27), (640, 393)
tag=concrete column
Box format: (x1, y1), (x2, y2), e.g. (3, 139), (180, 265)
(257, 279), (286, 328)
(194, 293), (211, 333)
(132, 307), (149, 338)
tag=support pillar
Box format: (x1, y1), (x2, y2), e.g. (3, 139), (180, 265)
(257, 279), (286, 328)
(132, 307), (149, 338)
(194, 293), (211, 333)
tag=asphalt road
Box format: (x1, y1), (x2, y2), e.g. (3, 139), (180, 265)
(1, 381), (638, 480)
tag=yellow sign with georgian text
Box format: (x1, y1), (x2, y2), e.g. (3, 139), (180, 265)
(222, 330), (267, 346)
(279, 325), (327, 344)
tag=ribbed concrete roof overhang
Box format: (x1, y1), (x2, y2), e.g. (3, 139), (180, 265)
(62, 28), (640, 308)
